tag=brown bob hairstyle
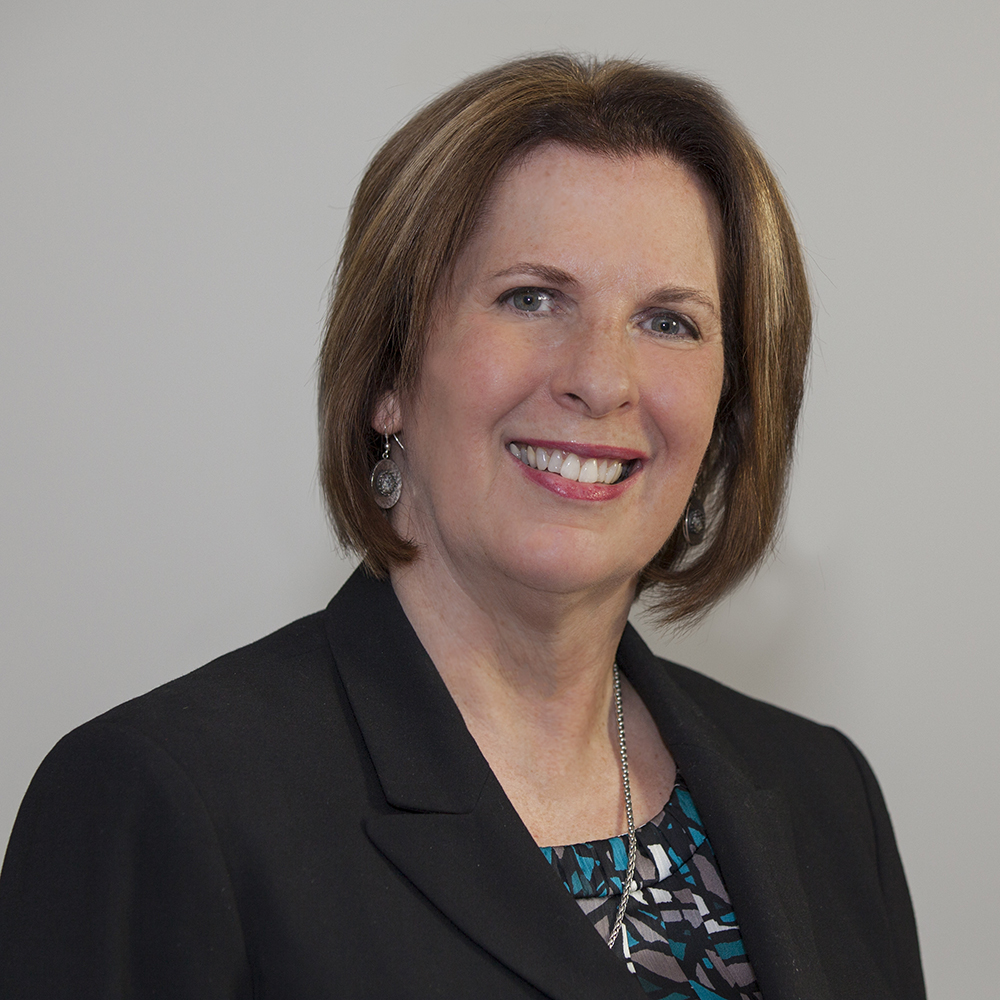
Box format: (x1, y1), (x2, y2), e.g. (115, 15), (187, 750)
(318, 54), (811, 626)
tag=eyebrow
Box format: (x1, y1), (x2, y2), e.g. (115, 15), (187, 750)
(489, 262), (579, 286)
(490, 262), (720, 320)
(646, 287), (720, 320)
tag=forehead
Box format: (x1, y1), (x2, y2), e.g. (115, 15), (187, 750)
(454, 143), (723, 289)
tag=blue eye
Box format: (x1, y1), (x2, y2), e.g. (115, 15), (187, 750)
(653, 317), (682, 337)
(505, 288), (553, 313)
(644, 313), (698, 340)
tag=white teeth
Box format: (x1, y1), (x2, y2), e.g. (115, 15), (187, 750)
(560, 453), (581, 481)
(509, 442), (628, 485)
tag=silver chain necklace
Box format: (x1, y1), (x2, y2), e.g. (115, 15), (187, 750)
(607, 663), (637, 949)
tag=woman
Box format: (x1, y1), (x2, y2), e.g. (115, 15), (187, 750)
(0, 55), (924, 999)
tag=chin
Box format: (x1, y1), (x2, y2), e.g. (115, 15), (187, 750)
(485, 535), (644, 600)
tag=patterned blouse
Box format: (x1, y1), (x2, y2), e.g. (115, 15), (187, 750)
(541, 776), (762, 1000)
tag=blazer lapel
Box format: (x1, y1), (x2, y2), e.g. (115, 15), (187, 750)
(617, 625), (832, 1000)
(365, 780), (647, 1000)
(324, 570), (646, 1000)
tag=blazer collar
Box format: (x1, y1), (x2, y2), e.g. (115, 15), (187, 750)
(617, 625), (832, 1000)
(323, 566), (488, 813)
(324, 568), (646, 1000)
(325, 568), (830, 1000)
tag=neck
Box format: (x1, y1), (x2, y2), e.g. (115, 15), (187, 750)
(389, 544), (642, 844)
(390, 545), (634, 731)
(389, 545), (676, 845)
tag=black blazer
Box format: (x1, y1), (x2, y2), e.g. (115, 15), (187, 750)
(0, 569), (924, 999)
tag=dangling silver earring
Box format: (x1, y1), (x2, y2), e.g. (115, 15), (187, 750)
(681, 496), (706, 546)
(371, 429), (402, 509)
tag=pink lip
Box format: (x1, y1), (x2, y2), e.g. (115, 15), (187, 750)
(507, 444), (642, 501)
(517, 463), (637, 500)
(510, 438), (647, 462)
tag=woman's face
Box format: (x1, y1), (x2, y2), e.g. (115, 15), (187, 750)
(383, 144), (724, 601)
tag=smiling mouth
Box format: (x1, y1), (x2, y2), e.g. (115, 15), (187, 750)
(507, 442), (638, 485)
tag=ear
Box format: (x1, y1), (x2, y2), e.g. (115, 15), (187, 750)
(371, 391), (402, 435)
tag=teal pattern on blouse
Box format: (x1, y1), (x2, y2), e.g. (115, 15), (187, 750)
(541, 776), (762, 1000)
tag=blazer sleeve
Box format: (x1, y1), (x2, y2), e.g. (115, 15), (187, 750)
(835, 730), (926, 1000)
(0, 720), (253, 999)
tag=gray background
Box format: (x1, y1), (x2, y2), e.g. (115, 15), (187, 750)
(2, 1), (997, 994)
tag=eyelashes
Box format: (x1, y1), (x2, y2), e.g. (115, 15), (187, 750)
(639, 313), (700, 341)
(497, 286), (701, 341)
(499, 287), (559, 314)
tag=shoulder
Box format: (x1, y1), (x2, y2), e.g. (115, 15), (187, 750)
(619, 627), (878, 818)
(633, 652), (925, 999)
(74, 609), (336, 757)
(101, 608), (332, 727)
(2, 605), (374, 917)
(640, 650), (902, 891)
(664, 657), (858, 765)
(21, 606), (368, 836)
(0, 618), (343, 997)
(668, 656), (880, 805)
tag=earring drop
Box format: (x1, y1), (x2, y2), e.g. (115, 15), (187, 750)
(681, 497), (706, 545)
(370, 430), (402, 509)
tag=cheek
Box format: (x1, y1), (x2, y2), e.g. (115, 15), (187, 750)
(644, 349), (724, 454)
(420, 321), (541, 429)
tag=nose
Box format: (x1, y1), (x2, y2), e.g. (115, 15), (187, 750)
(551, 323), (639, 418)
